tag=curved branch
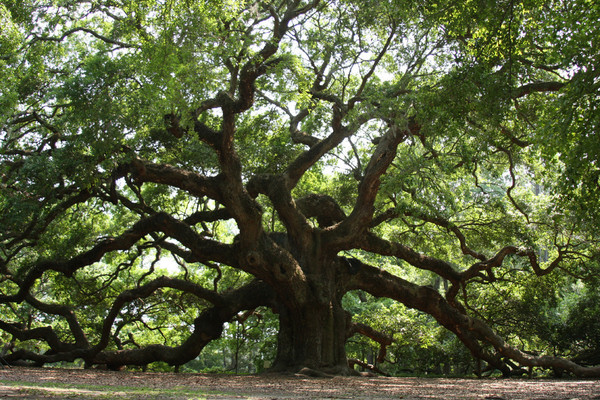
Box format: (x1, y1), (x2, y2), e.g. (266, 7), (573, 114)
(25, 294), (89, 348)
(91, 279), (274, 367)
(3, 280), (275, 368)
(127, 159), (223, 202)
(462, 245), (564, 282)
(360, 233), (462, 283)
(371, 208), (487, 261)
(347, 322), (393, 349)
(95, 276), (226, 351)
(284, 123), (349, 188)
(5, 214), (165, 303)
(0, 320), (77, 355)
(469, 317), (600, 377)
(3, 212), (237, 303)
(184, 208), (232, 226)
(30, 27), (136, 49)
(347, 321), (392, 372)
(348, 263), (600, 377)
(496, 146), (530, 222)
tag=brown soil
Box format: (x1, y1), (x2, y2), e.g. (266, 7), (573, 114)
(1, 366), (599, 399)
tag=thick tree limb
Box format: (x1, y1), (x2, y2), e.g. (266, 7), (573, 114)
(360, 233), (462, 283)
(0, 320), (78, 355)
(348, 263), (600, 377)
(347, 322), (393, 349)
(94, 276), (227, 352)
(3, 213), (237, 303)
(90, 279), (274, 367)
(247, 174), (312, 244)
(512, 81), (565, 98)
(347, 321), (393, 370)
(284, 125), (349, 189)
(289, 109), (321, 147)
(2, 279), (275, 368)
(128, 160), (223, 202)
(25, 295), (88, 348)
(331, 122), (413, 245)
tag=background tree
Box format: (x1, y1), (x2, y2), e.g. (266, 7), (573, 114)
(1, 0), (599, 376)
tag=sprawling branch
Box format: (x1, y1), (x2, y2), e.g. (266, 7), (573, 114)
(461, 245), (564, 282)
(348, 263), (600, 377)
(90, 279), (275, 367)
(2, 279), (275, 368)
(371, 208), (487, 261)
(25, 295), (89, 348)
(3, 212), (236, 303)
(0, 319), (78, 356)
(360, 233), (462, 284)
(30, 27), (136, 49)
(127, 159), (223, 203)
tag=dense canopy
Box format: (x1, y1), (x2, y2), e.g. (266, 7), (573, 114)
(1, 0), (599, 376)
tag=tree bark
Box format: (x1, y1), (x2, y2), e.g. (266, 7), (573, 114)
(273, 297), (351, 374)
(269, 249), (353, 374)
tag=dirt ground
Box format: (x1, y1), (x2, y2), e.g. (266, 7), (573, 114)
(1, 366), (599, 399)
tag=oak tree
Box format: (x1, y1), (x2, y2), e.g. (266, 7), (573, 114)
(1, 0), (599, 376)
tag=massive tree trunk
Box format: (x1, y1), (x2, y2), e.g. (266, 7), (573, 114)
(273, 297), (350, 373)
(261, 236), (352, 373)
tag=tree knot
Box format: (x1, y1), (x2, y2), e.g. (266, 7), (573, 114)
(246, 251), (262, 267)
